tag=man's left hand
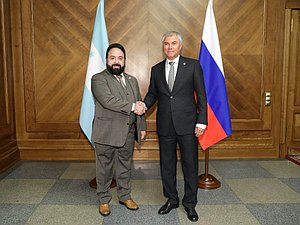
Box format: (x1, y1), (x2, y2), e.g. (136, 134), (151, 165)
(195, 127), (204, 137)
(141, 131), (146, 140)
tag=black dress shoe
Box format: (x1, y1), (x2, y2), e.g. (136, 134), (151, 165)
(158, 200), (179, 214)
(184, 207), (198, 222)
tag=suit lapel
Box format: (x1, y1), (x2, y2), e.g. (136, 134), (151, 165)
(158, 59), (171, 93)
(172, 56), (186, 94)
(159, 56), (187, 94)
(124, 73), (137, 101)
(105, 70), (126, 94)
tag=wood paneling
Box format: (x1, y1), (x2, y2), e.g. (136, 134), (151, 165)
(285, 9), (300, 149)
(0, 0), (19, 172)
(286, 0), (300, 9)
(10, 0), (287, 160)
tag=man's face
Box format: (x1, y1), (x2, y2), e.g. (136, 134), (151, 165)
(106, 48), (125, 75)
(163, 35), (182, 60)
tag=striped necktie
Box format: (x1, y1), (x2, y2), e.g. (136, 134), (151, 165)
(116, 75), (126, 89)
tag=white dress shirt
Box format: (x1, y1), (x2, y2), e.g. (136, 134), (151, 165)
(165, 55), (180, 83)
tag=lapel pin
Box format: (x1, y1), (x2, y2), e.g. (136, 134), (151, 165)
(183, 62), (186, 66)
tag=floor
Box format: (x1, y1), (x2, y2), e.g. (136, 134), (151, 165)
(0, 159), (300, 225)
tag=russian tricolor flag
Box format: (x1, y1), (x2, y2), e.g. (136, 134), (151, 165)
(198, 0), (232, 150)
(80, 0), (109, 144)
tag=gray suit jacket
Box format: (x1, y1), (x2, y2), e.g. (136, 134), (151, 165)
(91, 69), (146, 147)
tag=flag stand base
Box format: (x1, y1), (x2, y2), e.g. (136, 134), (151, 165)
(197, 148), (221, 190)
(198, 174), (221, 189)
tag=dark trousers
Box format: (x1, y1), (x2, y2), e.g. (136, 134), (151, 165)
(158, 122), (199, 208)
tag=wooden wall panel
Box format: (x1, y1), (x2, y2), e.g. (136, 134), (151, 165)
(295, 114), (300, 139)
(0, 0), (19, 172)
(286, 0), (300, 9)
(21, 0), (92, 131)
(285, 9), (300, 149)
(10, 0), (287, 160)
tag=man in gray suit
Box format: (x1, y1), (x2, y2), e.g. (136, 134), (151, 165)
(91, 43), (146, 216)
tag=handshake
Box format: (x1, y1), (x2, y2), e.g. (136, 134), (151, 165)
(134, 101), (147, 115)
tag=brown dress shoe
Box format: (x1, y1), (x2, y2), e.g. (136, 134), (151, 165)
(99, 203), (110, 216)
(119, 199), (139, 210)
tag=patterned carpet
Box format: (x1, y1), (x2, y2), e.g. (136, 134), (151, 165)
(286, 147), (300, 166)
(1, 159), (300, 225)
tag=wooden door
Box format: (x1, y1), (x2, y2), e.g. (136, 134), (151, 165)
(0, 0), (19, 172)
(285, 9), (300, 153)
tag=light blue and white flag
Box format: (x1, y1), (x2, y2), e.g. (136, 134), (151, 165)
(80, 0), (109, 144)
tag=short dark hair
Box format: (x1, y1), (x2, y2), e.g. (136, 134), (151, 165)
(105, 43), (126, 59)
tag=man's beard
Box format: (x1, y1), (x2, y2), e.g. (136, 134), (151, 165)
(106, 63), (125, 75)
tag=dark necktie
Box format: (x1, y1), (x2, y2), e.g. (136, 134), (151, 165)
(168, 61), (175, 90)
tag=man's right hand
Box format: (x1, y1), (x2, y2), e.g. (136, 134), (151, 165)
(134, 101), (147, 115)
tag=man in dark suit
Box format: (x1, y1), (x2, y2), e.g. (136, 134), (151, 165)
(143, 31), (207, 222)
(91, 43), (146, 216)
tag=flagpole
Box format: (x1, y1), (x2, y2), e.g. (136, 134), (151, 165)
(198, 148), (221, 189)
(197, 0), (231, 189)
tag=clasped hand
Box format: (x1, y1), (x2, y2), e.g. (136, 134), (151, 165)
(134, 101), (147, 115)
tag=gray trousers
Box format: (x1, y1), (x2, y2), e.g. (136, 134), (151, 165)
(95, 129), (135, 204)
